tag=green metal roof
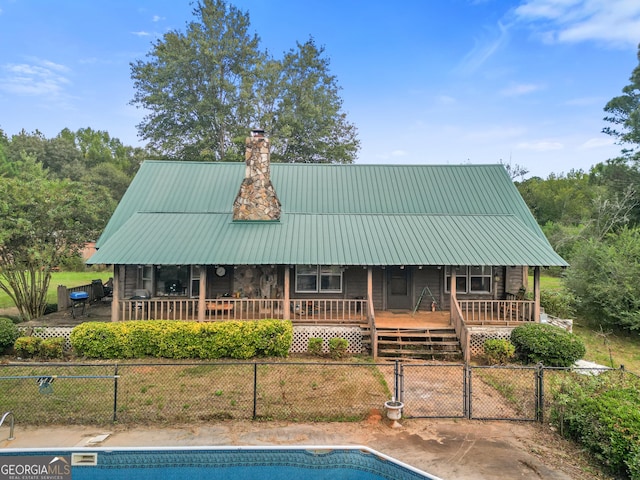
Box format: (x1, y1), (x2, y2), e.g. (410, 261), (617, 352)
(90, 162), (566, 266)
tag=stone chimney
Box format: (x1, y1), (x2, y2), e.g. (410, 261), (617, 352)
(232, 129), (281, 221)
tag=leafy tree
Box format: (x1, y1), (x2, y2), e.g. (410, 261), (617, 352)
(131, 0), (261, 162)
(590, 158), (640, 227)
(603, 44), (640, 160)
(517, 170), (596, 227)
(0, 155), (105, 320)
(44, 132), (84, 180)
(130, 0), (359, 163)
(267, 38), (359, 163)
(565, 227), (640, 331)
(5, 129), (46, 164)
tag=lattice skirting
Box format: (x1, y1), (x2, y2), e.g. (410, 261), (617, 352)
(290, 326), (363, 354)
(468, 327), (515, 358)
(18, 326), (74, 351)
(17, 326), (363, 355)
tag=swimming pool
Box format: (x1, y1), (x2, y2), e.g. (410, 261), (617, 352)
(0, 446), (442, 480)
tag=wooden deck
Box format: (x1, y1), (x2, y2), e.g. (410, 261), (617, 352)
(374, 310), (451, 329)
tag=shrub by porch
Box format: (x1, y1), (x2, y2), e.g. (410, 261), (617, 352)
(70, 319), (293, 360)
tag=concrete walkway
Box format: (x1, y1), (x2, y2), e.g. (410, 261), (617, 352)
(0, 418), (590, 480)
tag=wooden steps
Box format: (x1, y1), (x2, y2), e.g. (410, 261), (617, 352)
(366, 326), (462, 361)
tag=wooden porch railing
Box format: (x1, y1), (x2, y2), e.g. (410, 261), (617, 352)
(118, 298), (368, 324)
(450, 297), (471, 363)
(457, 299), (535, 325)
(288, 299), (367, 324)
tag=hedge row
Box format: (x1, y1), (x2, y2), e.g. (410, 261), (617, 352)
(551, 372), (640, 479)
(70, 320), (293, 359)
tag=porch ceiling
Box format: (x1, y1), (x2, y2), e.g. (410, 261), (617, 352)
(87, 212), (568, 267)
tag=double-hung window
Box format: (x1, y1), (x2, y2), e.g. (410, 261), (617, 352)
(445, 266), (492, 294)
(295, 266), (343, 293)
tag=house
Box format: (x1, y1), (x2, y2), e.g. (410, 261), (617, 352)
(87, 130), (567, 360)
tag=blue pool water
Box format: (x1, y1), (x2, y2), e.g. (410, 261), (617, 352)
(0, 446), (442, 480)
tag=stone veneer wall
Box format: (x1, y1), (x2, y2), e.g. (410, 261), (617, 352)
(232, 133), (281, 221)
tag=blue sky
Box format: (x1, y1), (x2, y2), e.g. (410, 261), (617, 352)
(0, 0), (639, 178)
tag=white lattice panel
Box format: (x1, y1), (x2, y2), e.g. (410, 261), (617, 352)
(18, 326), (73, 351)
(468, 327), (514, 357)
(291, 326), (363, 354)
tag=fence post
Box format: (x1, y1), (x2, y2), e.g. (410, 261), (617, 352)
(113, 364), (119, 423)
(464, 364), (471, 419)
(394, 360), (399, 401)
(253, 363), (258, 420)
(536, 363), (544, 423)
(57, 285), (68, 312)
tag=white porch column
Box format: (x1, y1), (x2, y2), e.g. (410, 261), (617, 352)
(198, 265), (206, 322)
(533, 266), (541, 322)
(283, 267), (290, 320)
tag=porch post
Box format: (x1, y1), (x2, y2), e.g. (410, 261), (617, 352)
(450, 266), (457, 317)
(367, 266), (376, 359)
(533, 266), (541, 322)
(283, 267), (290, 320)
(198, 265), (206, 322)
(111, 265), (122, 322)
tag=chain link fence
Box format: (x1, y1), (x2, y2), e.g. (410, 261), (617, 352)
(0, 361), (635, 426)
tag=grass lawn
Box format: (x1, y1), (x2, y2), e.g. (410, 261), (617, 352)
(530, 272), (640, 374)
(528, 273), (564, 291)
(573, 323), (640, 372)
(0, 270), (110, 309)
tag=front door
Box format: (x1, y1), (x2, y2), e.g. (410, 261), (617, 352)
(387, 267), (412, 310)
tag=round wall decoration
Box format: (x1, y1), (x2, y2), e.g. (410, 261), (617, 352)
(216, 266), (226, 277)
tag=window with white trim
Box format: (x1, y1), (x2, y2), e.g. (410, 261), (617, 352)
(445, 266), (492, 294)
(295, 265), (343, 293)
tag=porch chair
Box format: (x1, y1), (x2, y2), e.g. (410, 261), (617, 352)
(501, 286), (527, 320)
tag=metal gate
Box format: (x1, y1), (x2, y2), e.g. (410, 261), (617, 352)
(400, 363), (467, 418)
(400, 363), (541, 421)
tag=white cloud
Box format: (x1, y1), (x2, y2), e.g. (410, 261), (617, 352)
(514, 0), (640, 48)
(391, 149), (408, 157)
(131, 31), (151, 37)
(435, 95), (457, 105)
(458, 21), (510, 73)
(465, 126), (527, 142)
(516, 140), (564, 151)
(581, 137), (615, 149)
(564, 96), (603, 106)
(500, 83), (543, 96)
(152, 15), (164, 22)
(0, 59), (71, 96)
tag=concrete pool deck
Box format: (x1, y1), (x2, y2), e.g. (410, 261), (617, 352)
(0, 418), (597, 480)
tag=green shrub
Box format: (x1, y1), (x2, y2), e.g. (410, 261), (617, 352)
(14, 336), (43, 358)
(39, 337), (66, 359)
(550, 373), (640, 479)
(308, 337), (323, 356)
(483, 338), (515, 364)
(510, 323), (585, 367)
(43, 303), (58, 315)
(0, 318), (20, 352)
(328, 337), (348, 359)
(540, 289), (576, 319)
(70, 320), (293, 359)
